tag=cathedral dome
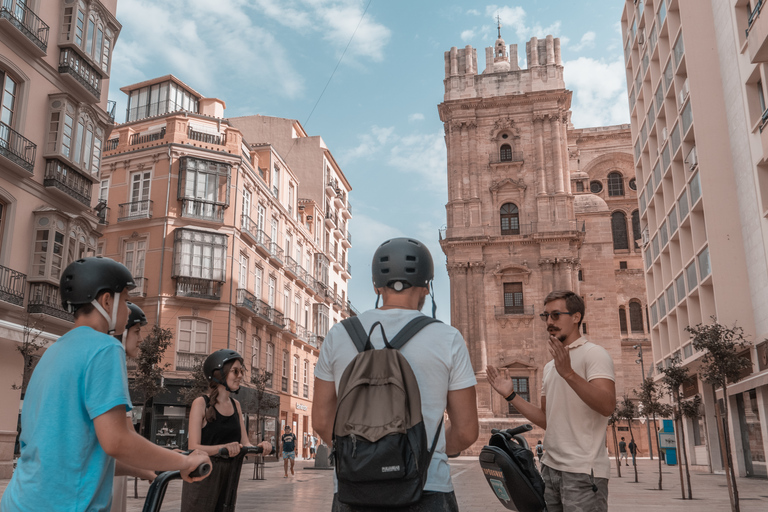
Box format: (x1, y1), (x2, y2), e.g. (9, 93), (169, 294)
(574, 193), (609, 214)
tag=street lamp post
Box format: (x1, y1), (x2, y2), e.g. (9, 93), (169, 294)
(635, 344), (654, 460)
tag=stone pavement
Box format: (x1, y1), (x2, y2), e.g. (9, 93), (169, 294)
(0, 457), (766, 510)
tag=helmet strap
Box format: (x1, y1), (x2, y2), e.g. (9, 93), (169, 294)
(429, 281), (436, 319)
(375, 293), (380, 309)
(211, 374), (239, 394)
(91, 291), (121, 335)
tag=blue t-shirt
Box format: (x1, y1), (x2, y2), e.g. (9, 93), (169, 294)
(1, 326), (132, 512)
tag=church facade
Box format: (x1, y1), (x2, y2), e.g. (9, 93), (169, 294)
(438, 32), (652, 455)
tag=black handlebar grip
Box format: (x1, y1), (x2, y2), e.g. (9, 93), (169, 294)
(505, 424), (533, 437)
(188, 461), (211, 478)
(244, 446), (264, 455)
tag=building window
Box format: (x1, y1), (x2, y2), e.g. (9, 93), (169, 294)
(503, 282), (524, 314)
(507, 377), (530, 415)
(500, 203), (520, 235)
(45, 97), (105, 178)
(126, 80), (200, 122)
(251, 335), (260, 371)
(1, 72), (18, 127)
(575, 181), (584, 192)
(629, 301), (644, 333)
(759, 80), (766, 116)
(578, 270), (583, 281)
(178, 157), (231, 221)
(303, 359), (309, 398)
(239, 253), (248, 288)
(60, 2), (117, 74)
(99, 178), (109, 203)
(608, 172), (624, 196)
(611, 211), (629, 250)
(631, 210), (641, 247)
(619, 261), (628, 269)
(266, 342), (274, 387)
(293, 355), (299, 395)
(172, 228), (228, 281)
(255, 265), (263, 298)
(272, 164), (280, 198)
(628, 178), (637, 191)
(236, 328), (245, 355)
(315, 303), (330, 336)
(268, 276), (276, 308)
(123, 239), (146, 278)
(590, 181), (603, 194)
(619, 307), (628, 334)
(282, 351), (289, 392)
(177, 318), (210, 365)
(500, 144), (512, 162)
(31, 214), (96, 282)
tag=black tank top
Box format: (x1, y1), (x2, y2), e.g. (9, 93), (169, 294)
(200, 395), (242, 446)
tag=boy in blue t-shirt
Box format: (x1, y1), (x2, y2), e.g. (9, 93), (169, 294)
(1, 257), (210, 512)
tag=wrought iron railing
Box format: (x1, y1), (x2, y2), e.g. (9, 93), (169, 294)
(0, 120), (36, 173)
(268, 242), (284, 263)
(106, 100), (116, 122)
(58, 48), (101, 98)
(177, 352), (206, 371)
(175, 277), (222, 300)
(188, 127), (225, 145)
(0, 0), (49, 52)
(128, 277), (148, 298)
(27, 282), (73, 321)
(44, 159), (91, 206)
(346, 261), (352, 276)
(0, 264), (25, 306)
(236, 288), (268, 317)
(180, 198), (225, 222)
(130, 127), (166, 145)
(118, 200), (152, 222)
(105, 138), (119, 151)
(494, 305), (535, 316)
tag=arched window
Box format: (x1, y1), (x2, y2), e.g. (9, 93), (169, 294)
(631, 210), (641, 246)
(500, 203), (519, 235)
(629, 301), (644, 333)
(590, 181), (603, 193)
(619, 307), (628, 334)
(611, 211), (629, 250)
(500, 144), (512, 162)
(608, 172), (624, 196)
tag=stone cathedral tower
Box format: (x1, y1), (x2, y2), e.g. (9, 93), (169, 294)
(438, 31), (652, 454)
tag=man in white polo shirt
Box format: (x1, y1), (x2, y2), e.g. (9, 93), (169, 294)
(487, 290), (615, 512)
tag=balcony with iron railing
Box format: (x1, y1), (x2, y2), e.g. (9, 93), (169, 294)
(188, 127), (225, 145)
(176, 352), (207, 371)
(324, 210), (338, 228)
(58, 48), (101, 99)
(345, 300), (360, 317)
(44, 159), (92, 206)
(130, 127), (166, 146)
(0, 120), (36, 174)
(490, 151), (525, 166)
(267, 242), (284, 265)
(0, 0), (49, 54)
(118, 200), (153, 222)
(341, 201), (352, 219)
(236, 288), (269, 317)
(106, 100), (116, 122)
(0, 264), (26, 307)
(749, 0), (768, 64)
(105, 137), (119, 151)
(175, 276), (223, 300)
(180, 198), (225, 222)
(28, 282), (73, 322)
(284, 256), (299, 279)
(128, 277), (148, 298)
(494, 305), (535, 317)
(325, 177), (339, 195)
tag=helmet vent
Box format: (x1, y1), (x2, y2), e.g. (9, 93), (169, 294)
(380, 256), (389, 262)
(381, 268), (390, 274)
(405, 267), (415, 273)
(405, 255), (416, 261)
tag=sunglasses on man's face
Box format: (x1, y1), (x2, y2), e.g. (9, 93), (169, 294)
(539, 311), (574, 322)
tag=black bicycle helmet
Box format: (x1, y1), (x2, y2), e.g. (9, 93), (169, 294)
(372, 237), (434, 290)
(203, 349), (244, 383)
(60, 256), (136, 311)
(125, 302), (148, 329)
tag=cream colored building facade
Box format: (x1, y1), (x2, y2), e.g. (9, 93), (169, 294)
(621, 0), (768, 477)
(438, 32), (652, 455)
(99, 76), (354, 457)
(0, 0), (121, 477)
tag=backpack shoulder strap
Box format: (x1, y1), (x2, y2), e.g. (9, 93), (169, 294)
(340, 317), (369, 353)
(388, 316), (442, 350)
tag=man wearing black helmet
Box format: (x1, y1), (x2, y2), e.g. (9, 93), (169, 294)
(313, 238), (479, 511)
(1, 257), (210, 512)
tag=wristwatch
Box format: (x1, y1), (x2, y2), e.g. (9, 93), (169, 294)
(505, 391), (517, 402)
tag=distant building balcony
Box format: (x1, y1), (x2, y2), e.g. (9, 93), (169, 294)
(324, 210), (337, 228)
(105, 137), (119, 151)
(180, 198), (225, 222)
(107, 100), (116, 122)
(188, 127), (225, 145)
(0, 264), (26, 307)
(267, 242), (284, 265)
(118, 200), (153, 222)
(284, 256), (299, 279)
(175, 276), (222, 300)
(0, 120), (36, 174)
(96, 205), (109, 226)
(44, 159), (92, 206)
(236, 288), (267, 316)
(342, 230), (351, 248)
(176, 351), (206, 371)
(58, 48), (101, 99)
(130, 127), (166, 146)
(0, 0), (49, 55)
(128, 277), (148, 298)
(494, 305), (535, 317)
(28, 282), (73, 322)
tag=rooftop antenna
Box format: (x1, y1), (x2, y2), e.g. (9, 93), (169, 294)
(496, 14), (502, 38)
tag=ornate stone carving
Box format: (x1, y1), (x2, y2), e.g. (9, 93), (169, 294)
(491, 263), (532, 284)
(489, 178), (527, 193)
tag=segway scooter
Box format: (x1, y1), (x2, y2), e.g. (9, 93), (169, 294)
(479, 424), (546, 512)
(141, 445), (264, 512)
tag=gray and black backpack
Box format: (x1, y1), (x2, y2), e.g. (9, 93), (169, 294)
(332, 316), (443, 508)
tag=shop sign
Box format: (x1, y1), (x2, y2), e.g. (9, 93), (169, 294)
(296, 403), (308, 411)
(682, 375), (698, 398)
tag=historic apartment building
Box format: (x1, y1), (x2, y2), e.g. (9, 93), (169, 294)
(621, 0), (768, 478)
(438, 30), (652, 456)
(0, 0), (121, 477)
(99, 75), (353, 456)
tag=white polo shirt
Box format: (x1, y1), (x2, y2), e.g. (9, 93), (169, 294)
(540, 336), (614, 479)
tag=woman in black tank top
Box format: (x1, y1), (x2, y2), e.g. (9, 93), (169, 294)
(181, 350), (272, 512)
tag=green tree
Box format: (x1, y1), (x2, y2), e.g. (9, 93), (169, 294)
(178, 360), (208, 406)
(686, 320), (753, 512)
(660, 356), (692, 499)
(616, 396), (638, 482)
(129, 325), (172, 438)
(636, 377), (672, 490)
(608, 407), (622, 478)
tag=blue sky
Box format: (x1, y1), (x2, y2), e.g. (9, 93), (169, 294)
(108, 0), (630, 322)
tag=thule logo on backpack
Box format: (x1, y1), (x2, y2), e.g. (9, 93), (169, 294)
(381, 465), (401, 473)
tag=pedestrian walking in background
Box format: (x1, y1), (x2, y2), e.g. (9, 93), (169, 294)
(535, 440), (545, 468)
(628, 438), (637, 466)
(281, 426), (298, 477)
(619, 437), (629, 466)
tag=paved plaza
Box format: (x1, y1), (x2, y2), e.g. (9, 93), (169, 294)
(1, 456), (766, 511)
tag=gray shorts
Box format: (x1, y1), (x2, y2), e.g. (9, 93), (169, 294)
(541, 465), (608, 512)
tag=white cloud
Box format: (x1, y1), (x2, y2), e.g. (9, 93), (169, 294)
(408, 113), (425, 122)
(342, 125), (395, 160)
(349, 214), (403, 259)
(570, 31), (596, 52)
(467, 9), (481, 16)
(461, 29), (476, 42)
(564, 56), (630, 128)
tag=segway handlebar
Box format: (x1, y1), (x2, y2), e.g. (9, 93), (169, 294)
(216, 445), (264, 459)
(491, 424), (533, 438)
(142, 451), (211, 512)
